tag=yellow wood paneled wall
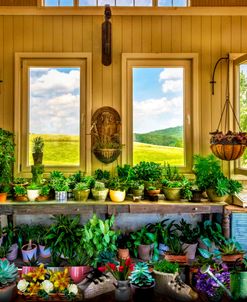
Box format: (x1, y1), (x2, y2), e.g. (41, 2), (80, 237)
(0, 0), (37, 6)
(191, 0), (247, 6)
(0, 14), (246, 171)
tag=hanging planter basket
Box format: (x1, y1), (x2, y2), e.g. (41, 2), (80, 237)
(210, 131), (247, 161)
(209, 54), (247, 161)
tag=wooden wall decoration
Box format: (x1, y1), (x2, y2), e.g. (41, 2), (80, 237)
(91, 106), (121, 164)
(102, 5), (112, 66)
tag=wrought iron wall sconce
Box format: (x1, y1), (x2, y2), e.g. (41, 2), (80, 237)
(210, 54), (229, 95)
(102, 5), (112, 66)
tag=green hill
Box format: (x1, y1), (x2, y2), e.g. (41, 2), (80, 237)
(134, 126), (183, 148)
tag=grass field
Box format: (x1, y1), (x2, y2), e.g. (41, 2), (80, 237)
(29, 134), (184, 166)
(133, 142), (184, 166)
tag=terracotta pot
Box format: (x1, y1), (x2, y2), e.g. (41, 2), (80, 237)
(109, 190), (126, 202)
(0, 283), (16, 302)
(210, 143), (246, 161)
(36, 195), (49, 201)
(138, 244), (152, 261)
(118, 248), (130, 260)
(163, 187), (181, 201)
(0, 192), (7, 202)
(164, 253), (187, 263)
(39, 244), (51, 258)
(221, 253), (244, 262)
(7, 243), (18, 261)
(147, 189), (160, 197)
(91, 188), (109, 201)
(131, 282), (155, 302)
(74, 189), (90, 201)
(21, 243), (37, 263)
(69, 265), (91, 284)
(206, 189), (229, 203)
(15, 195), (28, 202)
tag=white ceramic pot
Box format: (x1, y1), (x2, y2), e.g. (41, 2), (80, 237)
(109, 190), (126, 202)
(55, 191), (67, 202)
(27, 189), (40, 202)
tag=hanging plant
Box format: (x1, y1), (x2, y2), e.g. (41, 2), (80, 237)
(209, 54), (247, 161)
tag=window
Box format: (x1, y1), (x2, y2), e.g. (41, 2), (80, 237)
(15, 53), (92, 176)
(234, 54), (247, 174)
(122, 54), (199, 172)
(42, 0), (188, 6)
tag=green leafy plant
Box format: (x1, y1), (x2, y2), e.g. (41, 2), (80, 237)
(14, 185), (27, 196)
(198, 220), (225, 245)
(162, 164), (182, 181)
(97, 250), (118, 266)
(0, 259), (18, 287)
(129, 262), (154, 287)
(2, 223), (18, 249)
(93, 181), (107, 191)
(0, 128), (15, 193)
(44, 215), (83, 260)
(49, 170), (70, 192)
(132, 161), (162, 181)
(219, 239), (244, 256)
(13, 177), (28, 185)
(108, 177), (127, 191)
(39, 185), (50, 197)
(32, 136), (44, 153)
(153, 259), (179, 274)
(74, 182), (89, 191)
(117, 164), (135, 182)
(94, 169), (110, 182)
(81, 214), (119, 267)
(166, 233), (186, 255)
(25, 255), (40, 266)
(146, 219), (169, 243)
(27, 183), (40, 190)
(68, 250), (91, 266)
(193, 154), (242, 196)
(174, 218), (200, 244)
(129, 180), (144, 190)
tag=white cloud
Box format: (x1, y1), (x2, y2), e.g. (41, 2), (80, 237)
(159, 68), (183, 80)
(162, 79), (183, 93)
(133, 96), (183, 133)
(159, 68), (183, 94)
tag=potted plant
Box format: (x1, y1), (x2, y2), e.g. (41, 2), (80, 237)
(26, 183), (40, 201)
(21, 255), (40, 275)
(108, 177), (127, 202)
(81, 214), (119, 267)
(0, 259), (18, 302)
(91, 181), (109, 201)
(132, 161), (163, 183)
(230, 258), (247, 300)
(104, 258), (134, 302)
(50, 170), (70, 202)
(162, 179), (183, 201)
(193, 154), (242, 202)
(13, 185), (28, 201)
(219, 238), (245, 262)
(44, 215), (83, 260)
(129, 180), (144, 201)
(0, 128), (15, 202)
(210, 130), (247, 161)
(116, 233), (131, 260)
(174, 218), (200, 260)
(130, 226), (158, 261)
(17, 264), (79, 300)
(36, 225), (51, 258)
(36, 184), (50, 201)
(153, 259), (198, 301)
(129, 262), (155, 302)
(18, 224), (38, 263)
(164, 231), (187, 263)
(32, 136), (44, 165)
(68, 250), (91, 284)
(146, 181), (161, 198)
(73, 182), (90, 201)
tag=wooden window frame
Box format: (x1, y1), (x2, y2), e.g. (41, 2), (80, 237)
(14, 52), (92, 177)
(121, 53), (199, 173)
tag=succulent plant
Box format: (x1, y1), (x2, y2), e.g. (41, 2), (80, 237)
(0, 259), (18, 287)
(129, 262), (154, 288)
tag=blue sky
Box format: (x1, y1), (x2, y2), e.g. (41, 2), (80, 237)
(133, 67), (184, 134)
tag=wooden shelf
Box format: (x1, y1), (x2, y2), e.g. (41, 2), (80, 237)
(0, 200), (226, 216)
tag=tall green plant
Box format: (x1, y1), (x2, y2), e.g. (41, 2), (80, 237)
(0, 128), (15, 193)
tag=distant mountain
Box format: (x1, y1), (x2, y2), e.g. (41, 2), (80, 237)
(134, 126), (183, 148)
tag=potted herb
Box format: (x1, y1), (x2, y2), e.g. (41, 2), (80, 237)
(129, 180), (144, 200)
(73, 182), (90, 202)
(129, 262), (155, 302)
(91, 181), (109, 201)
(18, 224), (38, 263)
(32, 136), (44, 165)
(146, 181), (161, 198)
(0, 259), (18, 302)
(130, 226), (158, 261)
(174, 218), (200, 260)
(13, 185), (28, 201)
(193, 154), (242, 202)
(81, 214), (119, 267)
(36, 184), (50, 201)
(108, 177), (127, 202)
(132, 161), (162, 183)
(153, 259), (198, 301)
(1, 223), (18, 261)
(26, 183), (40, 201)
(164, 232), (187, 263)
(50, 170), (70, 202)
(219, 238), (244, 262)
(162, 179), (182, 201)
(0, 128), (15, 202)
